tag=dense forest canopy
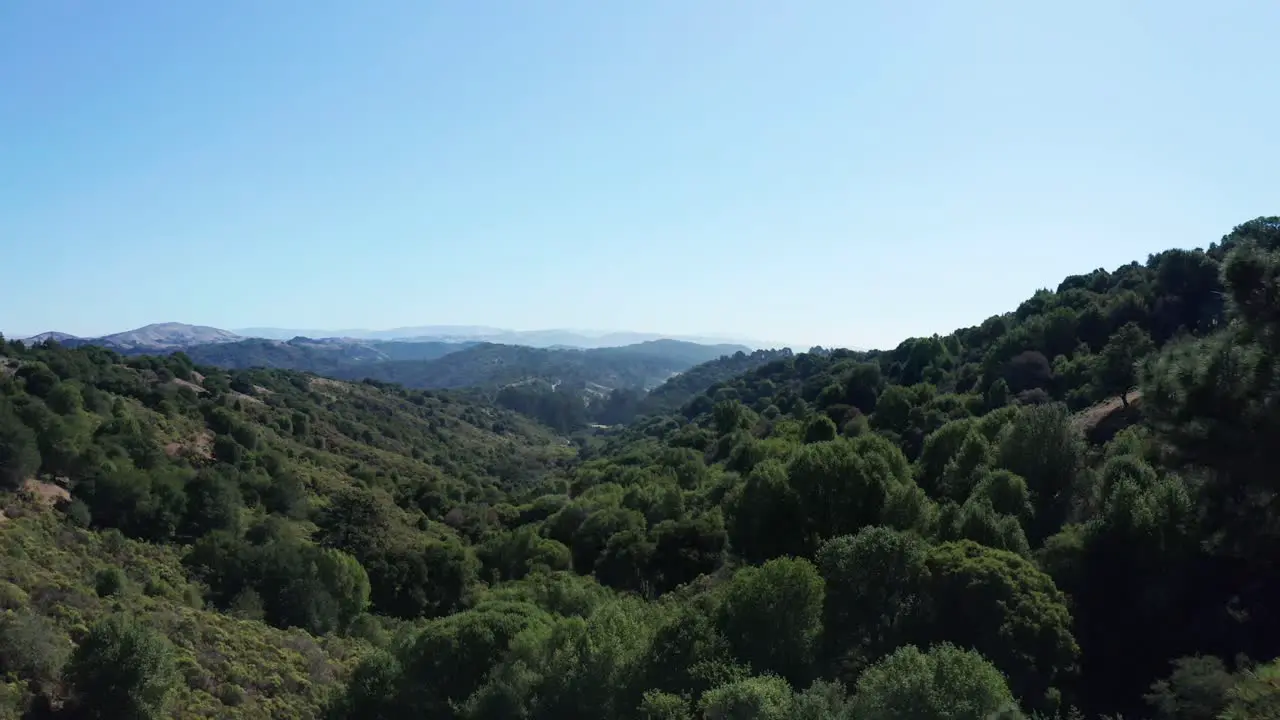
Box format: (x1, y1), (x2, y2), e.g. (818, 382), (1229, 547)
(2, 217), (1279, 719)
(153, 338), (764, 434)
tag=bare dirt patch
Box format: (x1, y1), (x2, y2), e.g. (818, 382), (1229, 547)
(165, 431), (215, 460)
(173, 378), (207, 394)
(22, 479), (70, 507)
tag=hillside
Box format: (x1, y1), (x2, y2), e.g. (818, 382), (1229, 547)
(233, 326), (773, 349)
(3, 218), (1280, 720)
(31, 323), (244, 352)
(329, 340), (750, 393)
(0, 339), (569, 717)
(178, 337), (472, 373)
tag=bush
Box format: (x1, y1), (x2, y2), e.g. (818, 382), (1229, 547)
(94, 567), (127, 597)
(0, 611), (70, 684)
(852, 644), (1016, 720)
(64, 614), (178, 720)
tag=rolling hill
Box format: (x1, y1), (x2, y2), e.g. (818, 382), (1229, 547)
(3, 218), (1280, 719)
(178, 337), (474, 374)
(329, 340), (752, 392)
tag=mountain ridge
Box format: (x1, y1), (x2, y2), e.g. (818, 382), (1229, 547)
(15, 322), (784, 353)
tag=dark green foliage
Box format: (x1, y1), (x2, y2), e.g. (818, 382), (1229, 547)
(718, 557), (824, 685)
(1094, 322), (1154, 406)
(94, 567), (127, 597)
(816, 527), (928, 678)
(0, 403), (40, 489)
(7, 217), (1280, 720)
(185, 534), (370, 633)
(1145, 655), (1236, 720)
(851, 643), (1017, 720)
(921, 541), (1077, 712)
(65, 615), (178, 720)
(0, 610), (69, 686)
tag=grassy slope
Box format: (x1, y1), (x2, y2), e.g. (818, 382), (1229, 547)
(0, 495), (364, 719)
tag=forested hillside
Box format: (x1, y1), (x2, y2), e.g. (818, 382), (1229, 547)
(3, 218), (1280, 720)
(0, 343), (568, 718)
(586, 348), (796, 426)
(328, 340), (748, 391)
(178, 338), (470, 373)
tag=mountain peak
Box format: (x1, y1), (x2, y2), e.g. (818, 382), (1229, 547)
(99, 323), (241, 349)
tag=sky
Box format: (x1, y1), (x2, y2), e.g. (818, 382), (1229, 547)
(2, 1), (1277, 350)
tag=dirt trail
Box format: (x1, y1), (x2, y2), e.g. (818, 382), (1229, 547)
(1072, 391), (1142, 431)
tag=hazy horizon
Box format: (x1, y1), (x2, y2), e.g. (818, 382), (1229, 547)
(3, 1), (1277, 349)
(6, 321), (803, 352)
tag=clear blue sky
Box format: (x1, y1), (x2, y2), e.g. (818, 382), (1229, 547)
(2, 1), (1277, 350)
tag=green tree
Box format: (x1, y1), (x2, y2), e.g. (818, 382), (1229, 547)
(851, 644), (1017, 720)
(639, 690), (692, 720)
(478, 526), (572, 582)
(641, 604), (744, 701)
(65, 615), (178, 720)
(816, 527), (928, 678)
(803, 415), (837, 444)
(180, 469), (243, 539)
(0, 611), (69, 687)
(571, 506), (646, 573)
(699, 675), (796, 720)
(366, 538), (479, 620)
(921, 541), (1078, 712)
(384, 602), (552, 719)
(995, 403), (1082, 544)
(726, 460), (806, 563)
(719, 558), (825, 685)
(1095, 321), (1154, 406)
(0, 405), (39, 489)
(1144, 655), (1235, 720)
(1220, 658), (1280, 720)
(785, 436), (911, 551)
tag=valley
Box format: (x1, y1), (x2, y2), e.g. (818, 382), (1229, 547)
(2, 217), (1279, 719)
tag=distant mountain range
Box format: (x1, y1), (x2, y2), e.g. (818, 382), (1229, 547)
(11, 323), (782, 404)
(232, 325), (779, 349)
(17, 323), (780, 352)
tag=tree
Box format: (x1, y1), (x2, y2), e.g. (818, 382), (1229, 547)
(995, 403), (1082, 544)
(699, 675), (796, 720)
(1095, 322), (1154, 407)
(1220, 658), (1280, 720)
(571, 507), (645, 573)
(851, 644), (1017, 720)
(641, 605), (743, 701)
(785, 436), (911, 551)
(1144, 655), (1235, 720)
(478, 526), (571, 582)
(0, 404), (40, 489)
(366, 538), (479, 620)
(0, 611), (69, 687)
(65, 615), (178, 720)
(727, 460), (806, 563)
(718, 558), (825, 685)
(920, 541), (1078, 712)
(381, 602), (552, 718)
(816, 527), (928, 677)
(803, 416), (837, 444)
(180, 469), (243, 539)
